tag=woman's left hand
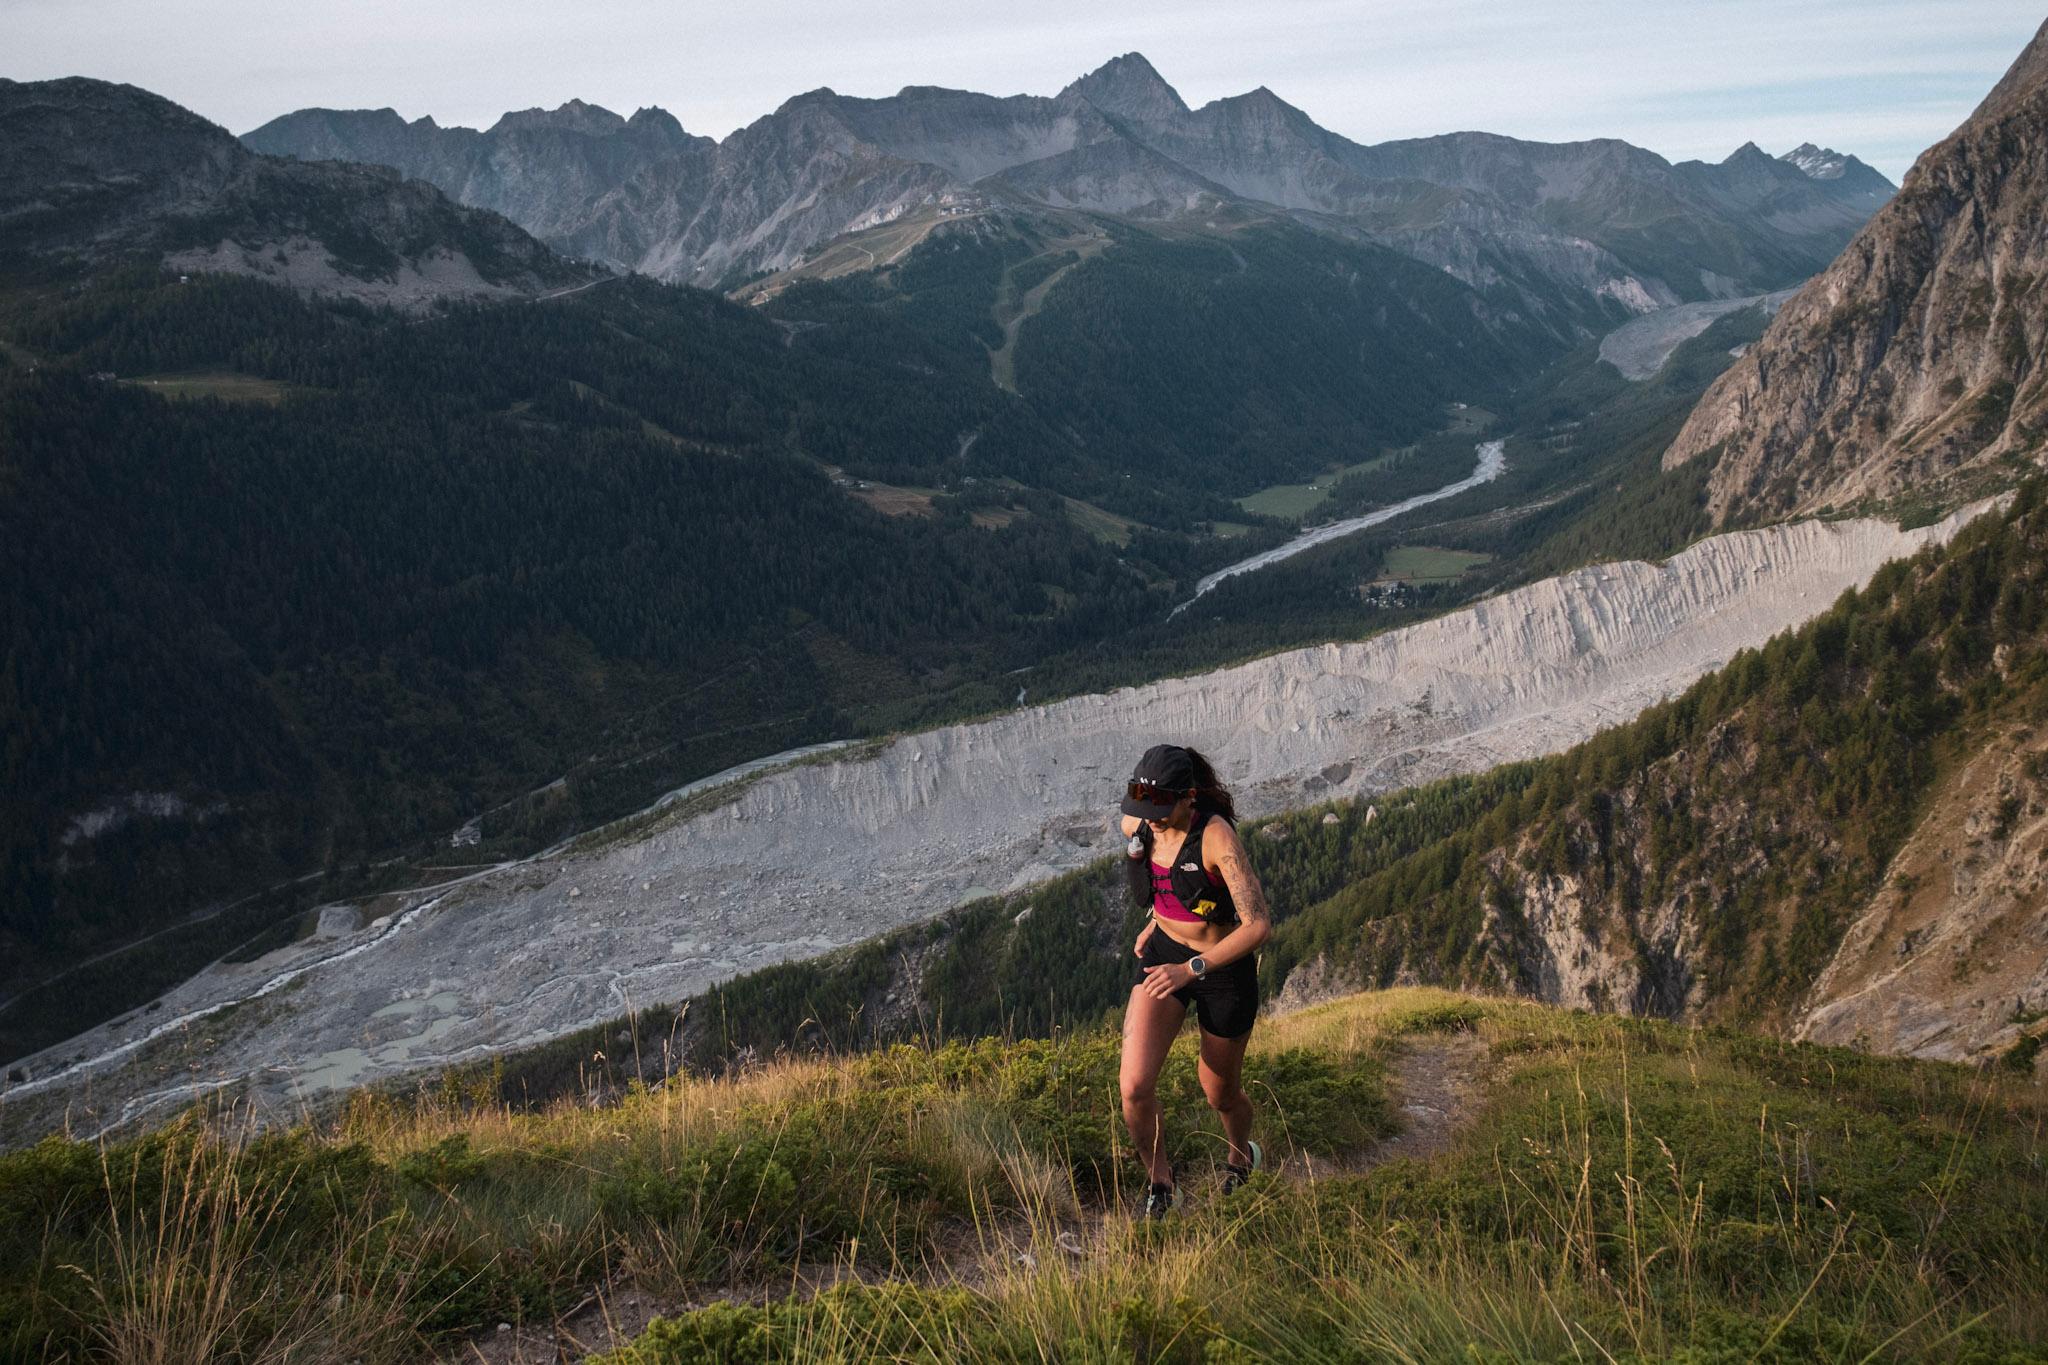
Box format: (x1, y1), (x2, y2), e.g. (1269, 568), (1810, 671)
(1139, 962), (1193, 998)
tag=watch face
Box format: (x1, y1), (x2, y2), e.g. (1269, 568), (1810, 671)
(1189, 956), (1206, 976)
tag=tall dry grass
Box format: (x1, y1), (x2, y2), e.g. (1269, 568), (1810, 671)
(8, 989), (2044, 1363)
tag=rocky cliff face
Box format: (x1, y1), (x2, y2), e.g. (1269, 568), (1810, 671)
(1664, 20), (2048, 524)
(1469, 557), (2048, 1071)
(1796, 723), (2048, 1064)
(0, 78), (585, 305)
(242, 54), (1892, 326)
(241, 102), (708, 248)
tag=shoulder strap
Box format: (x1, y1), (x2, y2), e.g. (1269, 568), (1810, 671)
(1184, 812), (1220, 863)
(1179, 814), (1225, 880)
(1170, 812), (1238, 924)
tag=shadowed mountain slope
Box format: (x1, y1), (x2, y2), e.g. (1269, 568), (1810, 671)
(1, 77), (586, 304)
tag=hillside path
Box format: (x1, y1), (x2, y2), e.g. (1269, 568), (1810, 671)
(435, 1035), (1489, 1363)
(1347, 1031), (1489, 1169)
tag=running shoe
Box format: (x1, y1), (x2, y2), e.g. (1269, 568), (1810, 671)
(1139, 1181), (1175, 1219)
(1221, 1139), (1264, 1196)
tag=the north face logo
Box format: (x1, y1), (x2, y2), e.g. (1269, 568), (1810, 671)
(1180, 862), (1200, 872)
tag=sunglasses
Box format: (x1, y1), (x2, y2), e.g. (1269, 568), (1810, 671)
(1127, 781), (1189, 807)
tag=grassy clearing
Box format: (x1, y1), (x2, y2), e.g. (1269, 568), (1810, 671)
(988, 233), (1110, 396)
(850, 484), (938, 518)
(1379, 545), (1494, 583)
(818, 464), (942, 518)
(122, 371), (304, 405)
(4, 989), (2044, 1362)
(1059, 494), (1140, 547)
(1234, 454), (1397, 520)
(735, 210), (970, 301)
(1235, 405), (1497, 522)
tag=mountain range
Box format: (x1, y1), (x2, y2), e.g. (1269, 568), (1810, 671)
(244, 53), (1894, 339)
(0, 76), (589, 305)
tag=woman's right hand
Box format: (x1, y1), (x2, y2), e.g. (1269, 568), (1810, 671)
(1133, 920), (1156, 958)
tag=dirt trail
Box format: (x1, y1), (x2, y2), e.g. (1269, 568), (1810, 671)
(435, 1035), (1488, 1362)
(1349, 1032), (1489, 1169)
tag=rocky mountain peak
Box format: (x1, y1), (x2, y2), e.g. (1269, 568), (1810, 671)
(236, 56), (1892, 310)
(1778, 143), (1896, 205)
(1782, 141), (1848, 178)
(488, 99), (627, 137)
(2, 76), (583, 304)
(625, 106), (685, 138)
(2, 75), (245, 204)
(345, 107), (409, 132)
(1061, 52), (1189, 123)
(774, 86), (840, 115)
(1721, 140), (1773, 166)
(1664, 20), (2048, 522)
(1970, 16), (2048, 123)
(1214, 84), (1313, 128)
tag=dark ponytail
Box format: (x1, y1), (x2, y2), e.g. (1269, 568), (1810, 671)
(1183, 747), (1236, 822)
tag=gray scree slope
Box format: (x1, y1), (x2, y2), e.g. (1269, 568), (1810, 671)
(2, 504), (1986, 1136)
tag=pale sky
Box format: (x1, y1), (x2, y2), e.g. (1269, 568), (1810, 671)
(5, 1), (2042, 182)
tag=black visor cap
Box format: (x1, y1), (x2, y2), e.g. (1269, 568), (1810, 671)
(1120, 744), (1196, 819)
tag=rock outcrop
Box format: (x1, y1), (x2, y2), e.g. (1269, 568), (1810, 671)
(0, 77), (587, 305)
(1664, 20), (2048, 523)
(1797, 723), (2048, 1064)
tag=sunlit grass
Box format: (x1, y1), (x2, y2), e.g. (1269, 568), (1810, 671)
(121, 371), (305, 405)
(4, 988), (2043, 1362)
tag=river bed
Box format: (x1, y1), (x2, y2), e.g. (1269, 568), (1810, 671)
(1173, 439), (1507, 615)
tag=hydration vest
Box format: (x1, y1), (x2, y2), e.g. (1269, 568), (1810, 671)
(1127, 813), (1240, 926)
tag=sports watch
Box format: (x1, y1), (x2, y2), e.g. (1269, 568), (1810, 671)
(1187, 955), (1208, 977)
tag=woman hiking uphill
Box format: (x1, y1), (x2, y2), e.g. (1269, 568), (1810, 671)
(1117, 743), (1272, 1219)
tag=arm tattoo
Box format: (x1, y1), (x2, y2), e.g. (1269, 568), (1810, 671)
(1215, 846), (1271, 926)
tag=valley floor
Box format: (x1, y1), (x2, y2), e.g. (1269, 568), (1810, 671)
(0, 503), (1993, 1143)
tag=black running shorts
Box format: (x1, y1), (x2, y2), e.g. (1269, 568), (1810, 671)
(1136, 929), (1260, 1039)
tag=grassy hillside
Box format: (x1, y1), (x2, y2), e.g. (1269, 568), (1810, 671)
(3, 990), (2042, 1361)
(462, 479), (2047, 1124)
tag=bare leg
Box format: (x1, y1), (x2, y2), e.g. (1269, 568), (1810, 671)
(1198, 1029), (1254, 1167)
(1120, 985), (1186, 1186)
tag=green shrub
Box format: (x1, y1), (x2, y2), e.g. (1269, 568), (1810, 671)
(396, 1133), (488, 1191)
(596, 1283), (1002, 1363)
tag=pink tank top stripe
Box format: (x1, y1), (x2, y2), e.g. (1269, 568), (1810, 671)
(1150, 859), (1217, 923)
